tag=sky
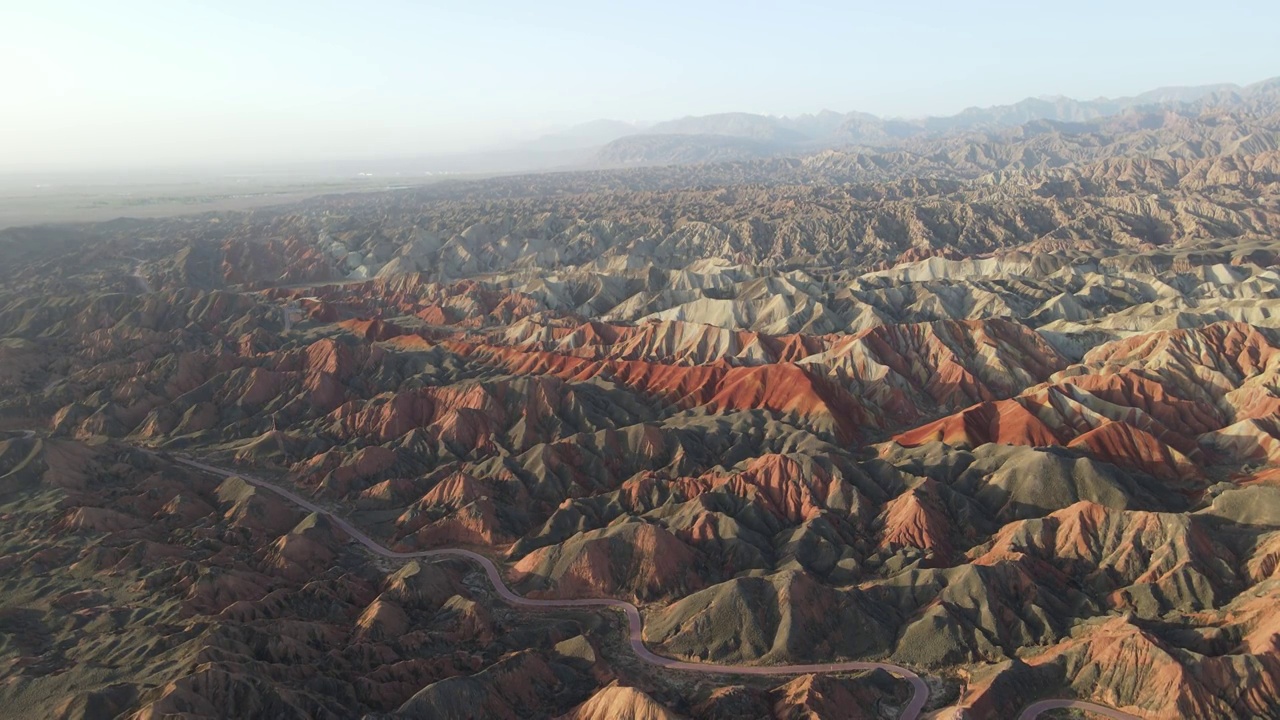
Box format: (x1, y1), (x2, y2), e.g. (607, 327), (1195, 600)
(2, 0), (1279, 172)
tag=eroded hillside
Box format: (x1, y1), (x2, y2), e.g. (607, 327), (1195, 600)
(3, 88), (1280, 720)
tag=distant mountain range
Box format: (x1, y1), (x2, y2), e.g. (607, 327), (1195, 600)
(412, 77), (1279, 173)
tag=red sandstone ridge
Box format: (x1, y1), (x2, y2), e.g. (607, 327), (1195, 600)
(453, 317), (1068, 441)
(973, 501), (1234, 612)
(877, 480), (954, 561)
(894, 398), (1062, 448)
(1073, 322), (1280, 423)
(511, 318), (828, 366)
(704, 364), (866, 442)
(894, 380), (1208, 482)
(511, 521), (704, 601)
(327, 384), (504, 448)
(1062, 372), (1225, 437)
(981, 608), (1280, 718)
(890, 321), (1280, 485)
(337, 317), (406, 342)
(816, 319), (1065, 400)
(718, 453), (855, 525)
(1067, 421), (1199, 483)
(1082, 321), (1279, 379)
(559, 683), (683, 720)
(771, 673), (886, 720)
(449, 340), (868, 441)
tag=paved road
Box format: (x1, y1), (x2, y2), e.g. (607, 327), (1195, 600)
(1017, 699), (1143, 719)
(157, 451), (1145, 720)
(164, 453), (931, 719)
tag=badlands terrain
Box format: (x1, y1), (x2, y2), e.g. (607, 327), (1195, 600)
(3, 83), (1280, 719)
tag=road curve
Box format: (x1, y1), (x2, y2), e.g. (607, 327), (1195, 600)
(153, 453), (1145, 720)
(33, 442), (1145, 720)
(1017, 699), (1143, 719)
(161, 453), (930, 719)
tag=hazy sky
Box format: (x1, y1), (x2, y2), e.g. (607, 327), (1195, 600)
(3, 0), (1278, 172)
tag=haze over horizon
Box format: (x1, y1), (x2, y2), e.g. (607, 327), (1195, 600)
(3, 0), (1279, 173)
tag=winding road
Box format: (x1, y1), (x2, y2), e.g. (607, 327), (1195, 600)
(147, 448), (1140, 720)
(1015, 699), (1142, 720)
(162, 452), (930, 719)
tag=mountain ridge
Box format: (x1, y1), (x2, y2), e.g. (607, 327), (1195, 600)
(577, 77), (1280, 167)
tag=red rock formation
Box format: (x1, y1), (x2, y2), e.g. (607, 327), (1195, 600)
(558, 683), (682, 720)
(1067, 420), (1200, 482)
(1063, 372), (1225, 437)
(512, 521), (704, 601)
(772, 673), (883, 720)
(974, 501), (1233, 612)
(704, 364), (867, 441)
(895, 379), (1207, 482)
(878, 480), (954, 560)
(337, 317), (405, 342)
(894, 398), (1061, 448)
